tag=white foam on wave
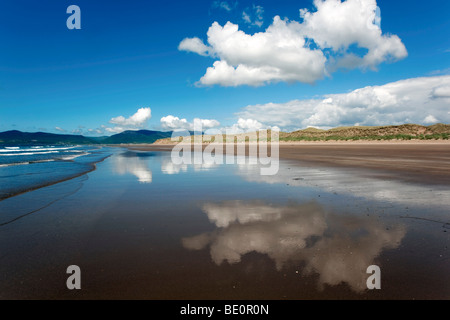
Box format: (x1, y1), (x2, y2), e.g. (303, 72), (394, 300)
(59, 153), (88, 160)
(0, 159), (56, 167)
(0, 151), (60, 156)
(0, 146), (76, 153)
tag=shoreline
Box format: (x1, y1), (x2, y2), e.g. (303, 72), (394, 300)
(0, 152), (112, 202)
(2, 140), (449, 202)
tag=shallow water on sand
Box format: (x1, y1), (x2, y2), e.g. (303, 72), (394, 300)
(0, 149), (448, 299)
(0, 146), (113, 200)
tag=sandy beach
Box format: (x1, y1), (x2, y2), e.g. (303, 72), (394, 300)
(0, 144), (449, 299)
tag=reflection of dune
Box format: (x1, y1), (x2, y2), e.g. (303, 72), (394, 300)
(182, 200), (406, 292)
(113, 153), (152, 183)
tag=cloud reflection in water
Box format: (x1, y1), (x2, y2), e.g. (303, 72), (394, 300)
(182, 200), (405, 292)
(113, 151), (153, 183)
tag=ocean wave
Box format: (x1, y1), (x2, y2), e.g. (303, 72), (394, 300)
(0, 159), (56, 167)
(0, 146), (76, 153)
(0, 151), (60, 156)
(59, 153), (89, 161)
(0, 147), (112, 201)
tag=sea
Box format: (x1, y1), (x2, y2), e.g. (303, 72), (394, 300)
(0, 145), (113, 200)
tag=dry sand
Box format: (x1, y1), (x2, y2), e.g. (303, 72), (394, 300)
(122, 141), (450, 185)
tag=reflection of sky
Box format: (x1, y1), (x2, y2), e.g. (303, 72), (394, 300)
(236, 162), (450, 208)
(182, 200), (406, 292)
(113, 152), (152, 183)
(114, 151), (450, 210)
(114, 151), (221, 181)
(161, 158), (187, 175)
(161, 153), (219, 175)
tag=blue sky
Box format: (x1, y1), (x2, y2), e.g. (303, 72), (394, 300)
(0, 0), (449, 135)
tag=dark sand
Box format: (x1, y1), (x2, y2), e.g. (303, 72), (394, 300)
(1, 144), (449, 300)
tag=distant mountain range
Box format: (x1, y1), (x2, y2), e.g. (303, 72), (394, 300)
(4, 124), (448, 146)
(0, 130), (176, 146)
(102, 130), (173, 144)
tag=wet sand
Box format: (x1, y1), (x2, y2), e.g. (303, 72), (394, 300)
(125, 141), (450, 185)
(0, 146), (449, 300)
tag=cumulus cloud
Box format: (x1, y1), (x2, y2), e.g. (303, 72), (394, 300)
(160, 115), (277, 136)
(236, 75), (450, 131)
(195, 18), (327, 86)
(432, 85), (450, 99)
(160, 115), (220, 131)
(160, 115), (190, 130)
(300, 0), (406, 69)
(235, 118), (263, 131)
(178, 37), (211, 56)
(179, 0), (407, 87)
(222, 118), (263, 134)
(218, 118), (280, 134)
(106, 107), (152, 133)
(197, 118), (221, 129)
(423, 115), (438, 124)
(110, 107), (151, 127)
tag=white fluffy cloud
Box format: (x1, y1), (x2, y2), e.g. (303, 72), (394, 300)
(235, 118), (263, 131)
(110, 107), (151, 127)
(160, 116), (277, 134)
(196, 18), (327, 86)
(432, 85), (450, 98)
(221, 118), (280, 134)
(160, 115), (190, 130)
(179, 0), (407, 86)
(178, 38), (211, 56)
(223, 118), (264, 134)
(300, 0), (406, 69)
(160, 115), (220, 131)
(106, 107), (152, 133)
(236, 75), (450, 131)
